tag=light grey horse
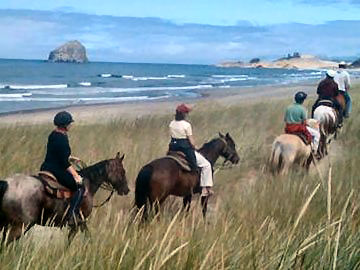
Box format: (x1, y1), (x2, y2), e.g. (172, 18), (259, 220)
(0, 153), (129, 244)
(269, 134), (312, 175)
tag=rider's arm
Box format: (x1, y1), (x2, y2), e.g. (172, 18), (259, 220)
(187, 135), (196, 149)
(345, 73), (351, 91)
(67, 166), (83, 184)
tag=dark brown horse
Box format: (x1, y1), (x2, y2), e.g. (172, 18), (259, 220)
(135, 133), (239, 219)
(0, 152), (129, 244)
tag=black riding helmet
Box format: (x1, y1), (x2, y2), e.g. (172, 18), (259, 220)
(294, 91), (307, 104)
(53, 111), (74, 127)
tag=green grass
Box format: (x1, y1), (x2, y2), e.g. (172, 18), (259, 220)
(0, 85), (359, 269)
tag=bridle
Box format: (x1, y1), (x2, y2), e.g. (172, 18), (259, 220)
(219, 137), (236, 165)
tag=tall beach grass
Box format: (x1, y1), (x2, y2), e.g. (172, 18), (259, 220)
(0, 86), (359, 269)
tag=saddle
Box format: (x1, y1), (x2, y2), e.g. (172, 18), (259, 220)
(37, 171), (74, 199)
(292, 132), (311, 146)
(165, 151), (192, 171)
(318, 99), (334, 108)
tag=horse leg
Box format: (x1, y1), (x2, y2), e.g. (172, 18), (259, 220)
(305, 154), (313, 171)
(6, 224), (23, 243)
(23, 222), (35, 235)
(80, 223), (91, 239)
(1, 224), (8, 247)
(67, 226), (79, 246)
(201, 196), (209, 218)
(183, 194), (192, 212)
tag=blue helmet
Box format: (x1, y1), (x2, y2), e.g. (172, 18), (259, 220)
(53, 111), (74, 127)
(294, 91), (307, 104)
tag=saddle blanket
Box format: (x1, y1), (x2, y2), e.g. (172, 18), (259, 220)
(165, 151), (192, 171)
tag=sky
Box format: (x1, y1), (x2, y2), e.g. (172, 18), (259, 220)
(0, 0), (360, 64)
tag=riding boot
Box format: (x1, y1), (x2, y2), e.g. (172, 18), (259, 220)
(66, 186), (85, 226)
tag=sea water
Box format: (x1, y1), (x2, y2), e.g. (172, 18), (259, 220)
(1, 59), (357, 114)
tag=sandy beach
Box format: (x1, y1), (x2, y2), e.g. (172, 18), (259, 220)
(0, 81), (323, 125)
(1, 79), (359, 126)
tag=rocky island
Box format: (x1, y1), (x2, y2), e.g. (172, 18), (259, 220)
(48, 40), (88, 63)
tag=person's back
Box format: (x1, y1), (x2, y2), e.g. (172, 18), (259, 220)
(284, 92), (312, 146)
(317, 76), (339, 99)
(334, 62), (352, 118)
(284, 103), (307, 124)
(334, 69), (350, 92)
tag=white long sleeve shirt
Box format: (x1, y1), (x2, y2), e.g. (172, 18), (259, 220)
(334, 70), (351, 92)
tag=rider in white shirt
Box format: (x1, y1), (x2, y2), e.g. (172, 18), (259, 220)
(168, 104), (214, 197)
(334, 62), (351, 118)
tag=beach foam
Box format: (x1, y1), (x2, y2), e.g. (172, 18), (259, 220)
(1, 84), (68, 90)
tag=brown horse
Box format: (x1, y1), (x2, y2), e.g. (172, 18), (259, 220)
(0, 152), (129, 244)
(135, 133), (239, 219)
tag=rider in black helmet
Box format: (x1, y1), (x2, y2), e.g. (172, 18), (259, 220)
(294, 91), (307, 104)
(41, 111), (85, 226)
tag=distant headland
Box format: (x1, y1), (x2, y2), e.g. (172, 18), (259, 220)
(218, 52), (360, 69)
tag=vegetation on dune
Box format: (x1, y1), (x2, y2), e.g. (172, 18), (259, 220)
(0, 85), (359, 269)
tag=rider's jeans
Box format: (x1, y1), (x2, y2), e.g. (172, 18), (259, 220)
(340, 90), (352, 117)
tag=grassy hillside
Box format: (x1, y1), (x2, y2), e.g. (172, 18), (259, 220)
(0, 85), (359, 269)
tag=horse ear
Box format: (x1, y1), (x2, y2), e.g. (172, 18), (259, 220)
(219, 132), (225, 138)
(116, 152), (125, 161)
(226, 132), (229, 138)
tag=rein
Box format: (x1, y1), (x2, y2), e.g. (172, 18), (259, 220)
(93, 182), (115, 208)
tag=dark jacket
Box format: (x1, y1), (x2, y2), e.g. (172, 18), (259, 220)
(40, 131), (78, 190)
(317, 77), (339, 99)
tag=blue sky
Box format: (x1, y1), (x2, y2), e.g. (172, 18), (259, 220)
(0, 1), (360, 63)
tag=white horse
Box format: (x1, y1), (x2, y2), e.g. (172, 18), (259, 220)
(313, 105), (337, 157)
(269, 134), (312, 175)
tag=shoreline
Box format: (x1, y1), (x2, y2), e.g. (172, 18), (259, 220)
(0, 80), (358, 125)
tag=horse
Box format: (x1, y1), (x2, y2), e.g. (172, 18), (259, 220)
(0, 152), (129, 245)
(313, 94), (346, 157)
(269, 134), (312, 175)
(135, 133), (239, 219)
(313, 106), (337, 158)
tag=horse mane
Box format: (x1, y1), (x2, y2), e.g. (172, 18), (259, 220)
(80, 159), (109, 179)
(199, 137), (221, 152)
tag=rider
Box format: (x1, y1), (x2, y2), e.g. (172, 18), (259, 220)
(334, 61), (351, 118)
(40, 111), (85, 225)
(312, 69), (343, 126)
(168, 103), (214, 197)
(284, 92), (320, 154)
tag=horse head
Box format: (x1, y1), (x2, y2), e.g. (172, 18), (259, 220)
(105, 152), (130, 195)
(219, 132), (240, 164)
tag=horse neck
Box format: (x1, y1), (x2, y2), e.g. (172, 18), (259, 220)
(80, 160), (108, 195)
(198, 139), (224, 167)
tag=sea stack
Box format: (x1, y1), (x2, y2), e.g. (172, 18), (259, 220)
(48, 40), (88, 63)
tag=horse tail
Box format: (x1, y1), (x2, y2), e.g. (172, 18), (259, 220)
(270, 142), (283, 174)
(0, 180), (8, 211)
(135, 165), (153, 211)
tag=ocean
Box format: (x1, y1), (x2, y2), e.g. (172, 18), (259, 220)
(0, 59), (358, 114)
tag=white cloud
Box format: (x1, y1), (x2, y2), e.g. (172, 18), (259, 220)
(0, 10), (359, 63)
